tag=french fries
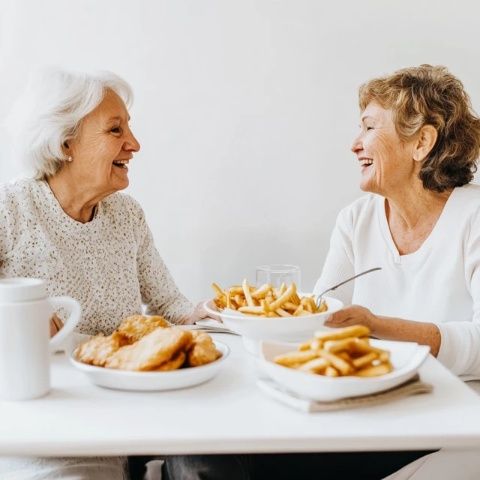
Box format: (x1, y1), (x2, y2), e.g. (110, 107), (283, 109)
(212, 281), (327, 317)
(273, 325), (393, 378)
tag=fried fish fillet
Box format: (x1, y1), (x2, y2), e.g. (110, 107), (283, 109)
(105, 327), (193, 371)
(187, 331), (222, 367)
(155, 351), (187, 371)
(117, 314), (170, 342)
(75, 331), (129, 367)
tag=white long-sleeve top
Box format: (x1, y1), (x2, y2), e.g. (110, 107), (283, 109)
(0, 178), (193, 335)
(314, 184), (480, 378)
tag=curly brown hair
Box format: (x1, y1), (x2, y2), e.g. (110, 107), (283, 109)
(359, 65), (480, 192)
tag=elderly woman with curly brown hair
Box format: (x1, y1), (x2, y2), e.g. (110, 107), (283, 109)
(317, 64), (480, 381)
(161, 65), (480, 480)
(311, 64), (480, 479)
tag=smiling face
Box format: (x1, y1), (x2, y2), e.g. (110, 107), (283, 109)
(65, 89), (140, 196)
(351, 102), (418, 196)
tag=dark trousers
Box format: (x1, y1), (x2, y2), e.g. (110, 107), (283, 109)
(129, 450), (434, 480)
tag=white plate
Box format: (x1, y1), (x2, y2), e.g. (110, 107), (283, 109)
(203, 296), (343, 342)
(69, 340), (230, 392)
(259, 339), (430, 401)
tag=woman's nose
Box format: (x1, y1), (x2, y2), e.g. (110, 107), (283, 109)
(125, 130), (141, 152)
(351, 133), (362, 154)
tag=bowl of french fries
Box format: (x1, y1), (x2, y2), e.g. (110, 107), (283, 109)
(205, 280), (343, 350)
(259, 325), (430, 401)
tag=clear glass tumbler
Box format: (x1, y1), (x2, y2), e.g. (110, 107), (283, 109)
(255, 264), (301, 290)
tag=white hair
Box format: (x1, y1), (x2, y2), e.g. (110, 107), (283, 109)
(6, 67), (134, 179)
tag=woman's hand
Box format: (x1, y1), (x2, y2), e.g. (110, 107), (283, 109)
(325, 305), (377, 332)
(185, 302), (222, 325)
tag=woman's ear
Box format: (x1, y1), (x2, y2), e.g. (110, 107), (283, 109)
(413, 125), (438, 162)
(62, 139), (72, 158)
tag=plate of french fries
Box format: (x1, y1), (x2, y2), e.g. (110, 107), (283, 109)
(69, 315), (230, 391)
(259, 325), (430, 401)
(204, 280), (343, 343)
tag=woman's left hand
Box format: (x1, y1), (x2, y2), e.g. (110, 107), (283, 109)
(325, 305), (377, 333)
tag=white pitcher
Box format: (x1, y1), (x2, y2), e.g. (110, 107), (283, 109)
(0, 277), (81, 400)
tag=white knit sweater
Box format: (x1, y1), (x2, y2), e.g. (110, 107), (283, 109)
(314, 184), (480, 378)
(0, 178), (193, 335)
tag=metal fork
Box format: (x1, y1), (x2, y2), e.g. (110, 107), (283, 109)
(315, 267), (382, 307)
(190, 323), (240, 336)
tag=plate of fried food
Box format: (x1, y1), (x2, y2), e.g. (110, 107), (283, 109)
(70, 315), (229, 391)
(259, 325), (430, 401)
(204, 280), (343, 344)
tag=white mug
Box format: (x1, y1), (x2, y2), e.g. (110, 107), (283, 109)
(0, 277), (81, 400)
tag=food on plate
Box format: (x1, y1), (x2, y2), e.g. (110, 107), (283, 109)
(154, 351), (187, 371)
(74, 315), (222, 371)
(105, 327), (193, 371)
(187, 331), (222, 367)
(312, 325), (370, 343)
(273, 325), (393, 377)
(117, 314), (171, 342)
(75, 331), (129, 367)
(211, 280), (327, 317)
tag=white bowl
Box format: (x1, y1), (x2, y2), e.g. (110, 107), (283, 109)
(204, 296), (343, 343)
(69, 340), (230, 392)
(259, 339), (430, 401)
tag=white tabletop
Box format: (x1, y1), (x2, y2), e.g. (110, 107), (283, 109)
(1, 334), (480, 457)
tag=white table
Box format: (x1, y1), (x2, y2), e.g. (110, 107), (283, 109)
(1, 334), (480, 457)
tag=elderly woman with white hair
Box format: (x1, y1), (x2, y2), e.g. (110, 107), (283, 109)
(0, 68), (203, 479)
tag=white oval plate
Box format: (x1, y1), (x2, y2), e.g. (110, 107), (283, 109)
(69, 340), (230, 392)
(204, 296), (343, 342)
(259, 339), (430, 401)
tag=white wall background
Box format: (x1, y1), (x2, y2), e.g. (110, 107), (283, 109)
(1, 0), (479, 302)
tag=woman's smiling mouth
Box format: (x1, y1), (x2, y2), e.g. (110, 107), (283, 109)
(359, 158), (374, 173)
(112, 159), (130, 170)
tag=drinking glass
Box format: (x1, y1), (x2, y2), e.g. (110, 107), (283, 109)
(255, 264), (301, 290)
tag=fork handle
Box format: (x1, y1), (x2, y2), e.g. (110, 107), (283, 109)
(316, 267), (382, 306)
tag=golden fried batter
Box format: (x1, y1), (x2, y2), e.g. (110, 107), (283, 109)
(187, 331), (222, 367)
(105, 327), (193, 371)
(75, 331), (129, 367)
(117, 314), (170, 342)
(155, 351), (186, 371)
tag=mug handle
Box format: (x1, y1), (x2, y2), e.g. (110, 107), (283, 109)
(48, 296), (82, 351)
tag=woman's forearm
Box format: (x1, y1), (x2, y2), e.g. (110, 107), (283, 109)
(372, 316), (441, 357)
(326, 306), (442, 356)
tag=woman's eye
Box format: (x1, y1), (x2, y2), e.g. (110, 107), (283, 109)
(110, 127), (122, 135)
(366, 126), (374, 131)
